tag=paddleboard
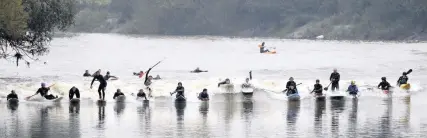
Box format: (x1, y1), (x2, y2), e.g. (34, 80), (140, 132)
(7, 98), (19, 104)
(288, 94), (300, 101)
(115, 95), (126, 103)
(400, 83), (410, 90)
(70, 98), (80, 104)
(241, 87), (254, 95)
(175, 96), (186, 102)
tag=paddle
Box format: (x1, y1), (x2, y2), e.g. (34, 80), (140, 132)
(406, 69), (413, 75)
(323, 82), (333, 91)
(249, 71), (252, 80)
(25, 84), (56, 100)
(282, 83), (302, 93)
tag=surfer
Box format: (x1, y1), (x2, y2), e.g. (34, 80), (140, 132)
(153, 75), (161, 80)
(191, 67), (208, 73)
(259, 42), (270, 53)
(286, 77), (297, 90)
(83, 70), (91, 77)
(113, 89), (125, 99)
(198, 88), (209, 101)
(170, 82), (185, 98)
(378, 77), (392, 90)
(133, 71), (144, 78)
(329, 69), (340, 91)
(69, 86), (80, 99)
(310, 79), (323, 96)
(104, 71), (118, 80)
(90, 70), (107, 100)
(7, 90), (18, 100)
(136, 89), (148, 100)
(241, 78), (253, 88)
(397, 71), (409, 86)
(286, 86), (298, 96)
(347, 81), (359, 97)
(218, 78), (231, 87)
(28, 83), (58, 100)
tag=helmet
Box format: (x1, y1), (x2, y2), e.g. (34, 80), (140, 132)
(41, 83), (46, 87)
(351, 81), (356, 85)
(403, 72), (407, 75)
(381, 77), (386, 80)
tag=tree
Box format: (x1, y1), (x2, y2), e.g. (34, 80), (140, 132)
(0, 0), (76, 66)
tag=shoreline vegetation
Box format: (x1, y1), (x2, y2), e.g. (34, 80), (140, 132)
(69, 0), (427, 41)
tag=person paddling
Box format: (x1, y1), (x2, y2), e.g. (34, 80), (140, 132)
(7, 90), (18, 100)
(113, 89), (125, 99)
(347, 81), (359, 97)
(170, 82), (185, 99)
(397, 69), (412, 86)
(310, 79), (323, 96)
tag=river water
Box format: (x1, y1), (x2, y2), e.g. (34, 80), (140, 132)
(1, 33), (427, 137)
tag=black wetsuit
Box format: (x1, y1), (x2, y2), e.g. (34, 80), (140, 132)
(330, 72), (340, 91)
(378, 81), (391, 90)
(83, 73), (91, 77)
(287, 88), (298, 95)
(113, 92), (124, 99)
(397, 76), (408, 86)
(91, 74), (107, 100)
(144, 68), (153, 87)
(199, 92), (209, 99)
(175, 86), (185, 98)
(69, 88), (80, 99)
(286, 81), (297, 90)
(218, 81), (230, 87)
(137, 92), (147, 100)
(313, 84), (323, 95)
(36, 87), (56, 100)
(7, 93), (18, 100)
(260, 46), (269, 53)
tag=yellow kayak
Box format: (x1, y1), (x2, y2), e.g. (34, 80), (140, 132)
(400, 83), (411, 90)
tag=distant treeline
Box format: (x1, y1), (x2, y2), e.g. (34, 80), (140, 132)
(71, 0), (427, 40)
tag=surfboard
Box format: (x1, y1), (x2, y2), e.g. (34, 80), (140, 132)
(7, 98), (19, 104)
(241, 87), (254, 95)
(288, 94), (300, 101)
(70, 98), (80, 104)
(115, 95), (126, 103)
(400, 83), (410, 90)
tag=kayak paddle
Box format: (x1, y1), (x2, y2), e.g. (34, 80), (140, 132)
(324, 82), (332, 91)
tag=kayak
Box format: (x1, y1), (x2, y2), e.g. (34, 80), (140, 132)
(400, 83), (411, 90)
(288, 94), (300, 101)
(241, 87), (254, 95)
(115, 95), (126, 103)
(7, 98), (19, 104)
(70, 98), (80, 104)
(175, 95), (186, 102)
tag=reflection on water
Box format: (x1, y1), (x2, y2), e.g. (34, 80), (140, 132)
(0, 93), (426, 137)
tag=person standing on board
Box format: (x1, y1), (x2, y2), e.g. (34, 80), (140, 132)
(90, 70), (107, 100)
(329, 69), (340, 91)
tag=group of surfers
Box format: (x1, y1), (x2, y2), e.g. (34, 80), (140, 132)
(5, 66), (412, 102)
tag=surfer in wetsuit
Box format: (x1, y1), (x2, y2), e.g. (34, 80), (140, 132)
(153, 75), (161, 80)
(378, 77), (392, 90)
(191, 67), (208, 73)
(397, 72), (409, 86)
(69, 86), (80, 99)
(311, 79), (323, 96)
(32, 83), (57, 100)
(170, 82), (185, 98)
(347, 81), (359, 96)
(259, 42), (270, 53)
(218, 78), (231, 87)
(241, 78), (252, 88)
(136, 89), (147, 100)
(143, 68), (154, 97)
(133, 71), (144, 78)
(198, 88), (209, 101)
(330, 69), (340, 91)
(286, 85), (298, 96)
(83, 70), (91, 77)
(7, 90), (18, 100)
(286, 77), (297, 90)
(104, 71), (118, 80)
(113, 89), (125, 99)
(90, 70), (107, 100)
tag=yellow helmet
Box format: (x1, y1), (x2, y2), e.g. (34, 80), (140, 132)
(351, 81), (356, 85)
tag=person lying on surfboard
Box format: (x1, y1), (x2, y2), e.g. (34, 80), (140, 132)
(378, 77), (392, 91)
(136, 89), (148, 100)
(104, 71), (118, 80)
(69, 86), (80, 99)
(153, 75), (161, 80)
(191, 67), (208, 73)
(241, 78), (253, 88)
(347, 81), (359, 97)
(198, 88), (209, 101)
(133, 71), (144, 78)
(83, 70), (91, 77)
(310, 79), (323, 96)
(113, 89), (125, 99)
(218, 78), (231, 87)
(7, 90), (18, 100)
(170, 82), (185, 98)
